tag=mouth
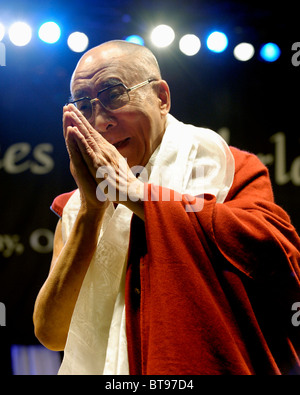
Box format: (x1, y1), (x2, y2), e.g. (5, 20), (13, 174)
(113, 137), (131, 149)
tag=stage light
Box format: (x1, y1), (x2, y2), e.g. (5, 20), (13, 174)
(9, 22), (32, 46)
(38, 22), (61, 44)
(125, 35), (144, 46)
(151, 25), (175, 48)
(206, 31), (228, 53)
(0, 23), (5, 41)
(179, 34), (201, 56)
(67, 32), (89, 53)
(233, 43), (255, 61)
(260, 43), (281, 62)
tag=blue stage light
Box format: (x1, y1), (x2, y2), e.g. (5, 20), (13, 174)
(125, 35), (144, 46)
(38, 22), (61, 44)
(206, 31), (228, 53)
(260, 43), (281, 62)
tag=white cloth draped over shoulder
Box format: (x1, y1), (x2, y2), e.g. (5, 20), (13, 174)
(58, 114), (235, 375)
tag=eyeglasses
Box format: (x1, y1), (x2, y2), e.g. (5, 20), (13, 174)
(68, 78), (156, 121)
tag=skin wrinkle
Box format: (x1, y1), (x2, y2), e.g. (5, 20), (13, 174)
(33, 40), (170, 351)
(68, 41), (169, 169)
(70, 41), (162, 97)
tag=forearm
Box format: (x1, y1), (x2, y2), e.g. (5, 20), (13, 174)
(33, 208), (104, 351)
(120, 179), (145, 221)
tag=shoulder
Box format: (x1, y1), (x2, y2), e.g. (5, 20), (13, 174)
(226, 146), (274, 202)
(229, 146), (267, 173)
(229, 146), (270, 182)
(50, 190), (77, 218)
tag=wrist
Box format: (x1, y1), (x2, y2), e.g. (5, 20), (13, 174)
(120, 179), (145, 221)
(127, 178), (145, 202)
(77, 202), (108, 223)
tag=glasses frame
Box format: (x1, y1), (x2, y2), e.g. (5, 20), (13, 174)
(68, 78), (156, 120)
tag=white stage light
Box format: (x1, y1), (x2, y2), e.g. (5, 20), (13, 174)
(179, 34), (201, 56)
(67, 32), (89, 52)
(207, 31), (228, 53)
(0, 23), (5, 41)
(233, 43), (255, 62)
(9, 22), (32, 46)
(151, 25), (175, 48)
(38, 22), (61, 44)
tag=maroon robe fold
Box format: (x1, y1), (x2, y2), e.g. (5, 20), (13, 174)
(51, 147), (300, 375)
(125, 147), (300, 375)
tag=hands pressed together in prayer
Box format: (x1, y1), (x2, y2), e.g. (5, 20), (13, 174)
(63, 104), (145, 219)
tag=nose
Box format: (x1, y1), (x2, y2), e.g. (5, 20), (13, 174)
(90, 99), (117, 132)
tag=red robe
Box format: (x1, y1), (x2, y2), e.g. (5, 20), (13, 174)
(51, 147), (300, 375)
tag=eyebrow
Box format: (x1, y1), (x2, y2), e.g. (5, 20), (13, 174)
(71, 90), (90, 100)
(100, 77), (123, 89)
(71, 78), (123, 101)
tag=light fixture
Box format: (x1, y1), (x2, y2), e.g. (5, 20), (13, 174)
(179, 34), (201, 56)
(233, 42), (255, 62)
(260, 43), (281, 62)
(67, 32), (89, 53)
(206, 31), (228, 53)
(125, 35), (144, 46)
(9, 22), (32, 46)
(38, 22), (61, 44)
(150, 25), (175, 48)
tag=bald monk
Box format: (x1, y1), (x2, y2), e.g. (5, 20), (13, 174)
(33, 40), (300, 375)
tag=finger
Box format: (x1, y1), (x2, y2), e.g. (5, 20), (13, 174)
(64, 109), (92, 140)
(66, 127), (97, 179)
(66, 111), (108, 158)
(65, 104), (109, 147)
(65, 126), (81, 162)
(63, 110), (77, 139)
(67, 130), (98, 195)
(65, 104), (96, 135)
(63, 110), (96, 152)
(68, 125), (101, 174)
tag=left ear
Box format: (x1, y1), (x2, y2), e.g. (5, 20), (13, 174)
(156, 80), (171, 116)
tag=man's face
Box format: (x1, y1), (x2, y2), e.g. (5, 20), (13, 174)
(70, 46), (169, 168)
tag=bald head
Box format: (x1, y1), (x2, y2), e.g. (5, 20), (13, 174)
(70, 40), (162, 91)
(69, 40), (171, 168)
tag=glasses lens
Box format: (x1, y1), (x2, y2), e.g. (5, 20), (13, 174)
(75, 99), (92, 120)
(99, 84), (129, 110)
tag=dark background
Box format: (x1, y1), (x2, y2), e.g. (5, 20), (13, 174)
(0, 0), (299, 374)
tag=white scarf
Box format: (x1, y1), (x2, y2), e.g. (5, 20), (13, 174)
(58, 114), (235, 375)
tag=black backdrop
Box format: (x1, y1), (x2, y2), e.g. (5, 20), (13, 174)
(0, 0), (299, 374)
